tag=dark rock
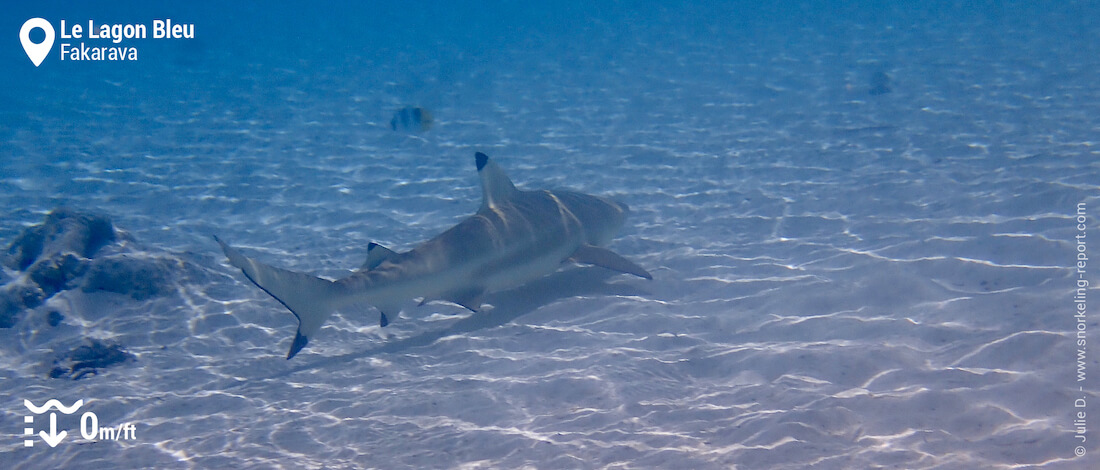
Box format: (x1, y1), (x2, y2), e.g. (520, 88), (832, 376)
(27, 252), (89, 297)
(4, 208), (115, 271)
(47, 310), (63, 327)
(2, 208), (181, 330)
(0, 283), (45, 327)
(0, 296), (16, 328)
(5, 227), (42, 272)
(81, 256), (173, 300)
(16, 283), (46, 308)
(50, 339), (134, 380)
(1, 209), (119, 327)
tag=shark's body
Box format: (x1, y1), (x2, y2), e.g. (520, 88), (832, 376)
(217, 152), (650, 359)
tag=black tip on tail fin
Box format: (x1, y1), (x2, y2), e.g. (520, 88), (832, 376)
(475, 152), (489, 171)
(288, 331), (309, 360)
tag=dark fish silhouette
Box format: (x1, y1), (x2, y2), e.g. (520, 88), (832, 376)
(390, 107), (433, 132)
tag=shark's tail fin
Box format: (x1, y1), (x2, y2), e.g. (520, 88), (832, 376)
(215, 236), (340, 359)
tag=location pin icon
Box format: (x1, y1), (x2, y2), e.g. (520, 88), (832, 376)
(20, 18), (54, 67)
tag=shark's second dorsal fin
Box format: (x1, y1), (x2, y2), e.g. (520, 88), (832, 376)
(361, 242), (397, 271)
(476, 152), (518, 210)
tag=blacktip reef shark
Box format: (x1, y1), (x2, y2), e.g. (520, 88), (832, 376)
(216, 152), (651, 359)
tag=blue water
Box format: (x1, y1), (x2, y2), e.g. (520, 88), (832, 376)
(2, 1), (1098, 468)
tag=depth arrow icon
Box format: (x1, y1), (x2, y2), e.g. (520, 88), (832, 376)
(39, 413), (67, 447)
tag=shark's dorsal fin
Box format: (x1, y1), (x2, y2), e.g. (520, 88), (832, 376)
(361, 242), (397, 271)
(476, 152), (518, 210)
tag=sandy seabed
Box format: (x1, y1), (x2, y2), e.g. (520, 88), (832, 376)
(2, 3), (1099, 469)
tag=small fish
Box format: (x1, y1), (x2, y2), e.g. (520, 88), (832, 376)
(390, 107), (433, 132)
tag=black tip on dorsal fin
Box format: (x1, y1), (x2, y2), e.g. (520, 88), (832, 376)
(475, 151), (518, 210)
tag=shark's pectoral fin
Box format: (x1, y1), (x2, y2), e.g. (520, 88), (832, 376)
(417, 288), (485, 312)
(570, 245), (653, 280)
(361, 242), (398, 271)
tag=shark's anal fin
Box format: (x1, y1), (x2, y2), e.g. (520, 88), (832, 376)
(361, 242), (397, 271)
(444, 287), (485, 312)
(571, 245), (653, 280)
